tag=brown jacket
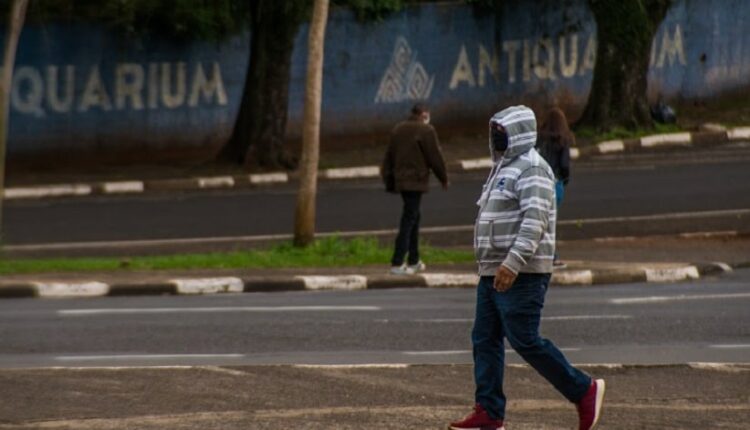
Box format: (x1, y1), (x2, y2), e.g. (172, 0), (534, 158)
(381, 116), (448, 193)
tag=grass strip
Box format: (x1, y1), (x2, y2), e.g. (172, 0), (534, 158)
(0, 236), (474, 275)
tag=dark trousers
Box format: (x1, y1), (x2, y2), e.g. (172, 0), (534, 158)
(391, 191), (422, 266)
(472, 274), (591, 419)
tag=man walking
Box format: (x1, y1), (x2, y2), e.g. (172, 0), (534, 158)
(449, 106), (605, 430)
(381, 103), (448, 275)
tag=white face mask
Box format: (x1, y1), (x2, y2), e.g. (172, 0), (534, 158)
(423, 114), (431, 125)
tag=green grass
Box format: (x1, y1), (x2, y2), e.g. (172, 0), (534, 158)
(0, 236), (474, 275)
(576, 123), (682, 144)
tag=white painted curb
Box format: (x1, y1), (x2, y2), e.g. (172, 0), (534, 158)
(35, 281), (110, 298)
(727, 127), (750, 140)
(4, 184), (92, 199)
(644, 266), (700, 283)
(297, 275), (368, 291)
(460, 158), (493, 170)
(597, 140), (625, 154)
(640, 132), (692, 147)
(322, 166), (380, 179)
(552, 270), (594, 286)
(420, 273), (478, 287)
(249, 173), (288, 185)
(171, 277), (244, 294)
(197, 176), (235, 189)
(102, 181), (145, 194)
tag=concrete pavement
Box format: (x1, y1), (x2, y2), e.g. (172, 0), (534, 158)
(0, 364), (748, 429)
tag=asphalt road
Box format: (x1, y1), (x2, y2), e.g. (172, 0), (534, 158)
(1, 268), (748, 368)
(4, 146), (750, 245)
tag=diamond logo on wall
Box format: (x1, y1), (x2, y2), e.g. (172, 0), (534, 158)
(375, 37), (435, 103)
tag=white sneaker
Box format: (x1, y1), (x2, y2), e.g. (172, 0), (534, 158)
(389, 264), (415, 275)
(408, 261), (427, 273)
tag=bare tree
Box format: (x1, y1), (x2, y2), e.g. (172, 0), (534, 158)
(293, 0), (329, 247)
(0, 0), (29, 242)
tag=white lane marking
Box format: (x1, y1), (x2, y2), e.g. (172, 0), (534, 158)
(688, 363), (750, 372)
(297, 275), (368, 291)
(559, 208), (750, 226)
(403, 348), (580, 356)
(543, 315), (632, 321)
(640, 132), (692, 147)
(597, 140), (625, 153)
(4, 184), (92, 199)
(58, 306), (382, 316)
(644, 266), (700, 283)
(35, 282), (110, 298)
(199, 366), (249, 376)
(294, 364), (410, 369)
(102, 181), (145, 194)
(197, 176), (235, 189)
(421, 274), (478, 287)
(710, 344), (750, 349)
(171, 277), (244, 295)
(679, 230), (738, 239)
(403, 350), (470, 356)
(611, 293), (750, 305)
(322, 166), (380, 179)
(249, 172), (288, 184)
(405, 315), (631, 324)
(55, 354), (244, 362)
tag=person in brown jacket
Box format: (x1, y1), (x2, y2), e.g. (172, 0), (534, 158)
(381, 103), (449, 275)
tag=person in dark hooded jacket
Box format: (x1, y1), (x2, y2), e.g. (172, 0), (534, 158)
(536, 107), (574, 268)
(381, 103), (449, 275)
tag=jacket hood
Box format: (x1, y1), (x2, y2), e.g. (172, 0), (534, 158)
(489, 105), (537, 165)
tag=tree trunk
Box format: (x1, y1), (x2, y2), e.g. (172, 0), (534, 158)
(577, 0), (671, 131)
(0, 0), (29, 243)
(217, 1), (306, 170)
(293, 0), (329, 247)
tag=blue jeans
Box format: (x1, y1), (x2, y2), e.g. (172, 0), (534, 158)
(472, 274), (591, 419)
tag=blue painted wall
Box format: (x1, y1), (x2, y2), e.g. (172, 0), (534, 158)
(2, 0), (749, 159)
(5, 24), (249, 157)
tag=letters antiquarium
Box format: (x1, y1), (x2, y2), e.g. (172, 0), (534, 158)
(5, 61), (229, 117)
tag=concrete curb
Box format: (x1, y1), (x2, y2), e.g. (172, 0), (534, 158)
(3, 126), (744, 201)
(0, 261), (741, 299)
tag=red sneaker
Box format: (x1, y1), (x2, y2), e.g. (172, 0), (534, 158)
(577, 379), (606, 430)
(449, 403), (505, 430)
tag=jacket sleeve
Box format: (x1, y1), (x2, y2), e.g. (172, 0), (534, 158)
(420, 127), (449, 185)
(501, 166), (555, 274)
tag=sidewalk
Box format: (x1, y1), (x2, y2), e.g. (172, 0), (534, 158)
(1, 363), (748, 429)
(4, 126), (748, 200)
(1, 236), (748, 299)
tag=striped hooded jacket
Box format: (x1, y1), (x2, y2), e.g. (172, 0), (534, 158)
(474, 105), (557, 276)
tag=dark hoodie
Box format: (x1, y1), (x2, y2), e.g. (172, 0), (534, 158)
(381, 115), (448, 193)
